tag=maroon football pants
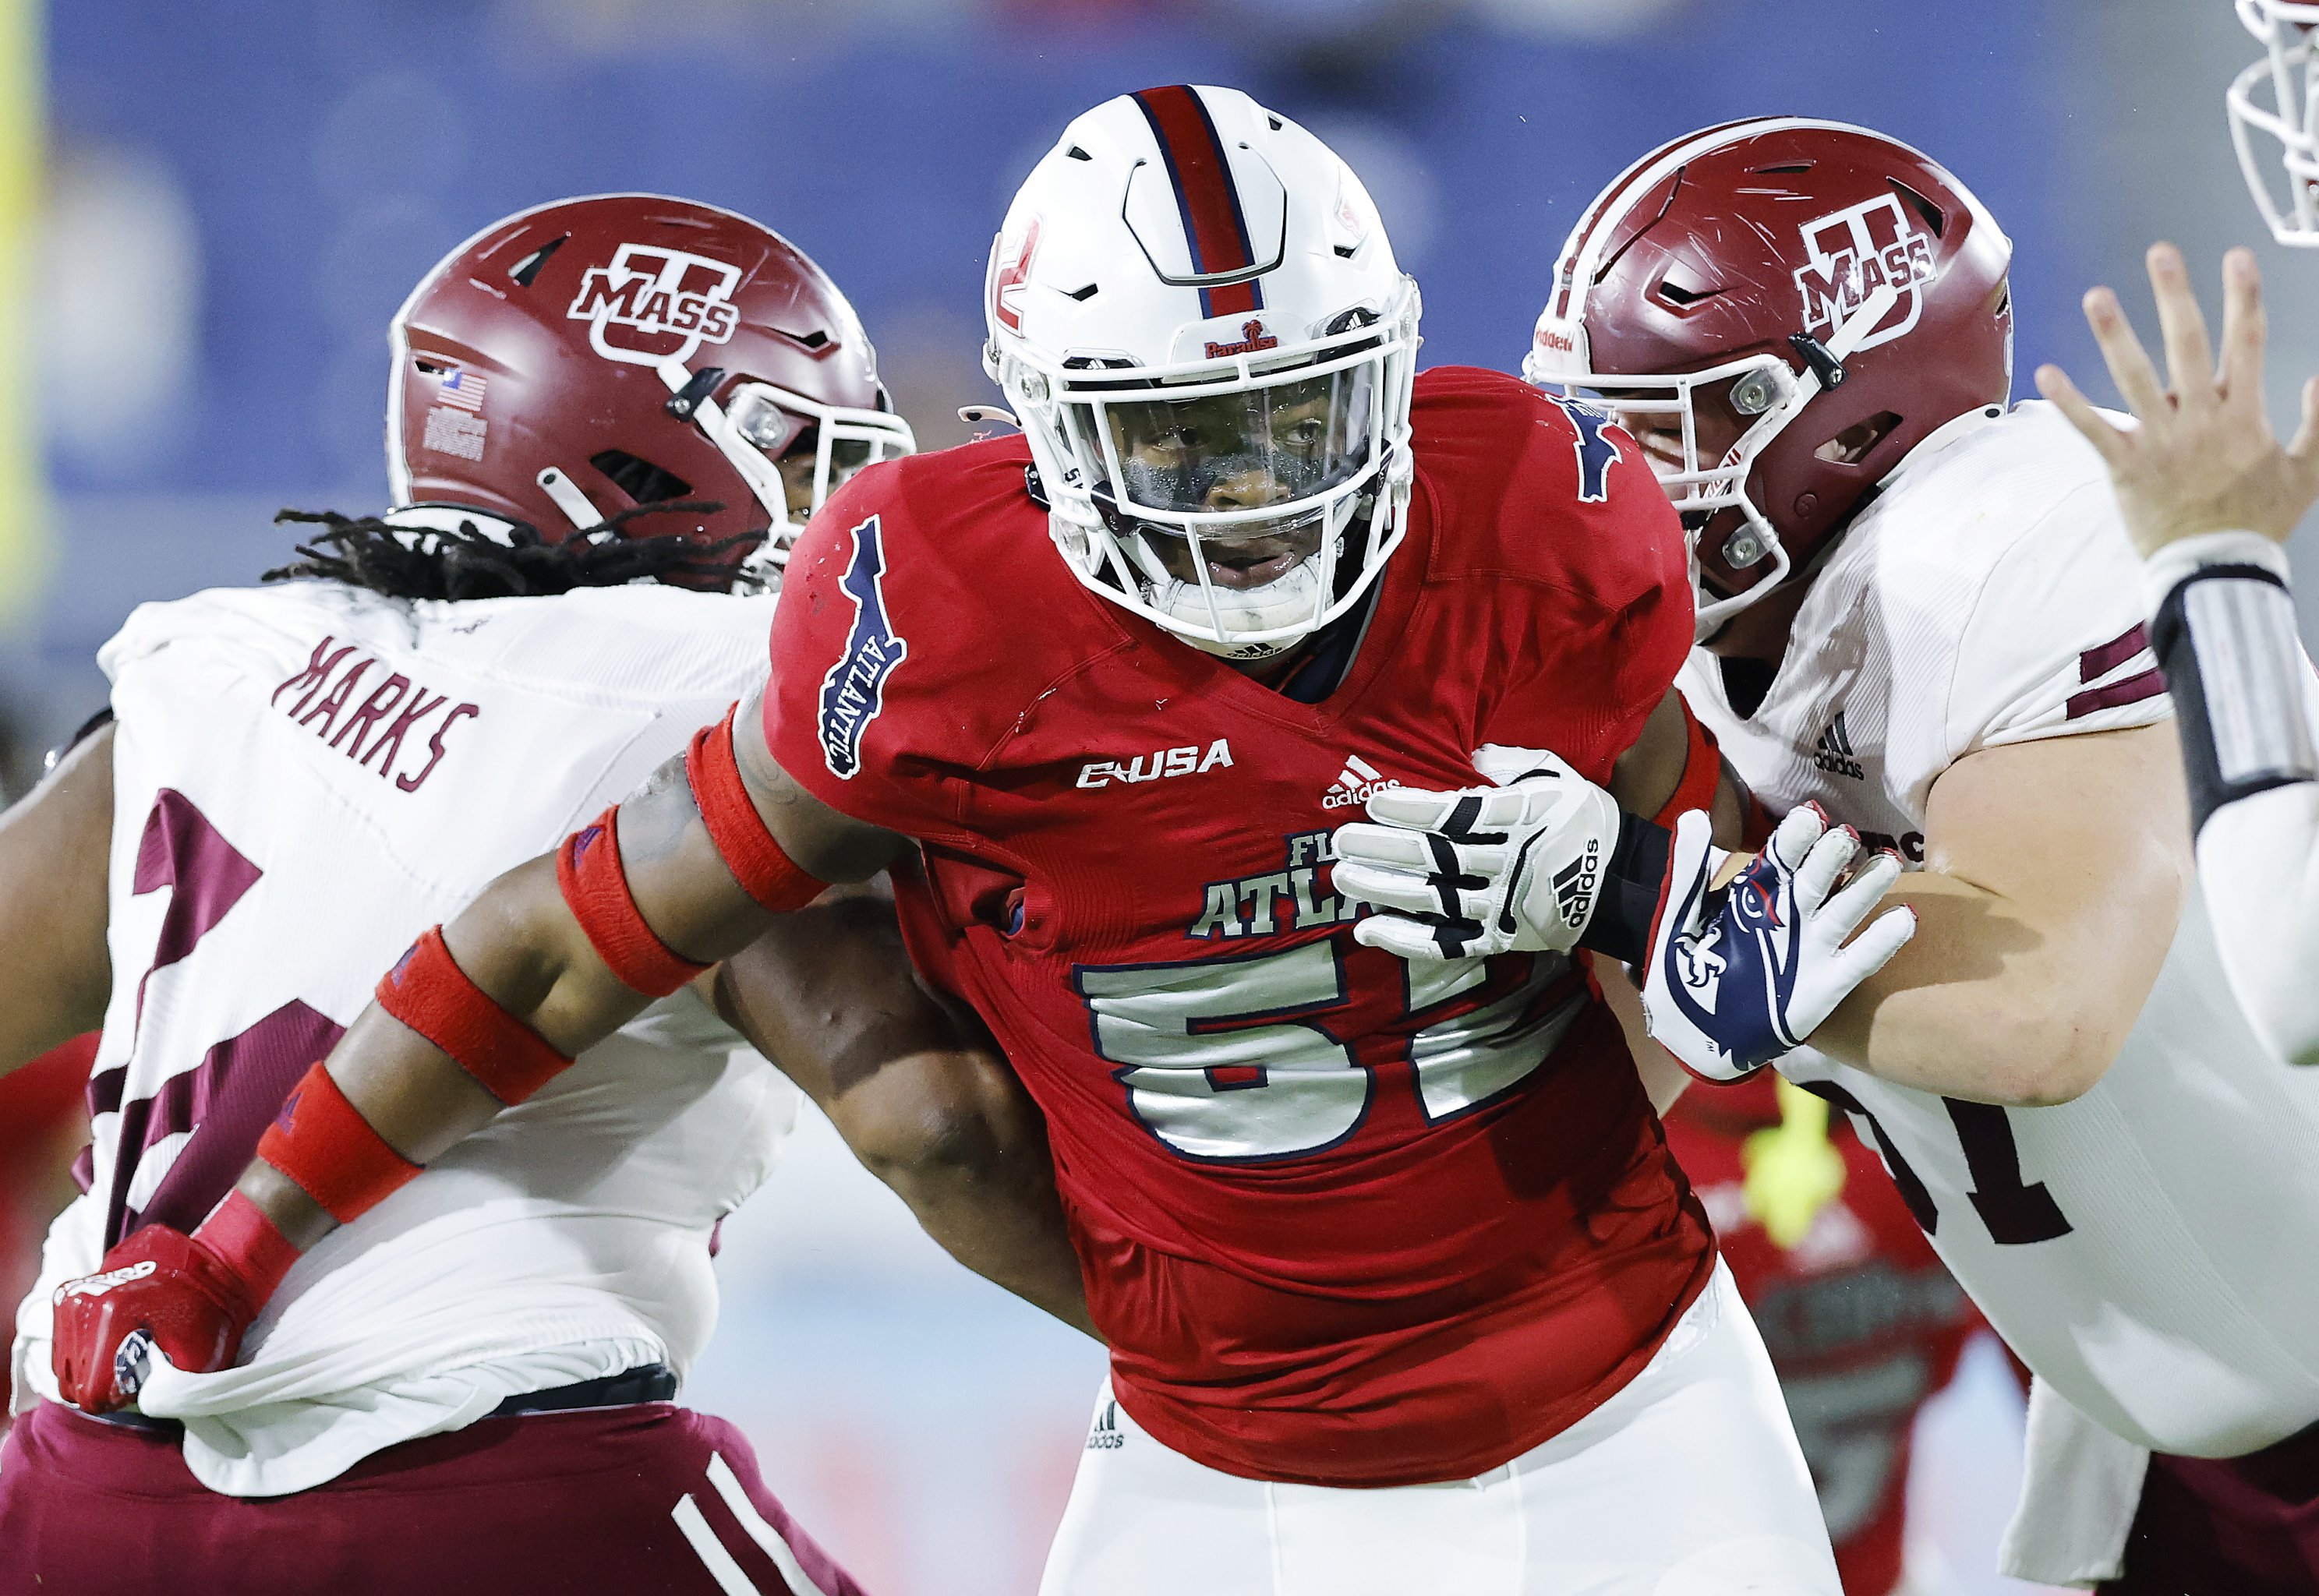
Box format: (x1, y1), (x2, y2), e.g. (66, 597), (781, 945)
(0, 1399), (866, 1596)
(2103, 1421), (2319, 1595)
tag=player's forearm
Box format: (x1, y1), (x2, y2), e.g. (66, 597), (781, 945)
(218, 853), (662, 1253)
(224, 747), (797, 1260)
(2144, 534), (2319, 1061)
(1806, 871), (2157, 1106)
(710, 897), (1098, 1336)
(1805, 726), (2193, 1107)
(871, 1093), (1099, 1340)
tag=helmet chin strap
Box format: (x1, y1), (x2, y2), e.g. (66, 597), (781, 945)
(534, 467), (601, 533)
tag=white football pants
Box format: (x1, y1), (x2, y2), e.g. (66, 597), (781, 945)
(1038, 1259), (1838, 1596)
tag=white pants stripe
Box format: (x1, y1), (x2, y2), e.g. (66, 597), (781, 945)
(674, 1491), (764, 1596)
(671, 1450), (832, 1596)
(709, 1452), (834, 1596)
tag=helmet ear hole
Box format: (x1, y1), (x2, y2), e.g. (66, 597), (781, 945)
(590, 450), (694, 506)
(1814, 411), (1901, 467)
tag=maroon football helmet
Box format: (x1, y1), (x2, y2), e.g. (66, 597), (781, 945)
(388, 193), (913, 584)
(1525, 119), (2013, 637)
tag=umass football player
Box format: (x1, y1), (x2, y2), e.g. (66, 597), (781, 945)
(1344, 116), (2319, 1591)
(0, 195), (1091, 1593)
(46, 90), (1908, 1594)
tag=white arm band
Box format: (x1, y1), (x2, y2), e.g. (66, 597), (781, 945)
(2146, 531), (2319, 1061)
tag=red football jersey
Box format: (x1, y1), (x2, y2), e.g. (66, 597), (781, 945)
(1663, 1077), (1980, 1596)
(765, 365), (1711, 1487)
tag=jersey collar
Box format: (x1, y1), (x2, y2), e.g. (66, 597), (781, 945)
(1884, 403), (2009, 489)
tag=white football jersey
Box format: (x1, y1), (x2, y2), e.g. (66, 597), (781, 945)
(9, 577), (800, 1496)
(1681, 401), (2319, 1459)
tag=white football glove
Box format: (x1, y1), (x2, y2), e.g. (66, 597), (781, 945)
(1642, 804), (1918, 1080)
(1333, 749), (1623, 962)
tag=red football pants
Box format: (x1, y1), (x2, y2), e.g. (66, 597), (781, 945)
(0, 1399), (865, 1596)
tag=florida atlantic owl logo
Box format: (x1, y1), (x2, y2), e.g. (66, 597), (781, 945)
(1792, 193), (1939, 353)
(817, 515), (907, 780)
(1540, 394), (1624, 503)
(567, 243), (743, 369)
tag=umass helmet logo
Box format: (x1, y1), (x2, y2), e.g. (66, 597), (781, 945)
(817, 515), (907, 780)
(1792, 193), (1939, 354)
(567, 242), (743, 369)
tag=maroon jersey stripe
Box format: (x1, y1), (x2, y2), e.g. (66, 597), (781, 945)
(1132, 85), (1266, 320)
(2080, 622), (2150, 683)
(2066, 666), (2166, 720)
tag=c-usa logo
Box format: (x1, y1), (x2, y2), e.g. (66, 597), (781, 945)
(567, 242), (743, 368)
(1792, 193), (1939, 354)
(818, 515), (906, 781)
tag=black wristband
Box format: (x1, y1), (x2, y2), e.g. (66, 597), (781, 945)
(2150, 564), (2316, 833)
(1575, 810), (1672, 966)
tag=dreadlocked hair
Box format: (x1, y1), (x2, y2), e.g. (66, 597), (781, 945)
(261, 502), (767, 601)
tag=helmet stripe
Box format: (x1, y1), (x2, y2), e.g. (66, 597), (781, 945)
(1132, 85), (1265, 318)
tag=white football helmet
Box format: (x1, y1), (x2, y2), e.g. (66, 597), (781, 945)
(983, 86), (1421, 659)
(2230, 0), (2319, 246)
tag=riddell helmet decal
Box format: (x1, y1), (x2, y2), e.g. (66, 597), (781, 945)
(565, 242), (744, 368)
(1791, 193), (1940, 353)
(817, 515), (907, 780)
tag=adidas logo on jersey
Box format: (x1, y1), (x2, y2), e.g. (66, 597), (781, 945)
(1812, 711), (1865, 780)
(1086, 1399), (1124, 1451)
(1321, 754), (1401, 810)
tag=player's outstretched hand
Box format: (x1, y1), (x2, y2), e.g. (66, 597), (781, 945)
(51, 1225), (260, 1414)
(2034, 242), (2319, 556)
(1641, 805), (1916, 1081)
(1334, 751), (1622, 961)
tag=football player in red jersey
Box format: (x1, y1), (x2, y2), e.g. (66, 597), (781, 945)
(46, 90), (1912, 1594)
(1661, 1074), (1979, 1596)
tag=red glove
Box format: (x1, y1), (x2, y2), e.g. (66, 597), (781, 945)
(51, 1192), (298, 1414)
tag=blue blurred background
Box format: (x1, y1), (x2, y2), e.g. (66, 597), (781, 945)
(8, 2), (2315, 1591)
